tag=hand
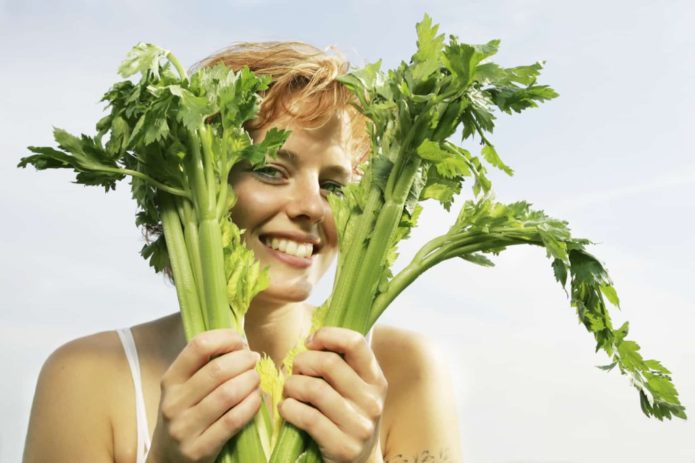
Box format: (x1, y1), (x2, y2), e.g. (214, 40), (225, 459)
(279, 327), (388, 463)
(147, 330), (262, 463)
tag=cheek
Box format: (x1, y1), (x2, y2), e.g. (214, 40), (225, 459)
(325, 214), (338, 246)
(229, 180), (277, 229)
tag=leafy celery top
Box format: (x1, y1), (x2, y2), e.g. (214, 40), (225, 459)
(18, 14), (685, 463)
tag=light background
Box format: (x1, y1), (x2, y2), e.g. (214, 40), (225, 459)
(1, 1), (694, 462)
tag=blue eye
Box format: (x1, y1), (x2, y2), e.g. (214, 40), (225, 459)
(252, 165), (284, 180)
(321, 181), (344, 197)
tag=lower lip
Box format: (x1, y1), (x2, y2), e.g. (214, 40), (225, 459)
(261, 241), (313, 269)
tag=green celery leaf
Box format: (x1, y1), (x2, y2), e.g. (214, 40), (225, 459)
(443, 38), (500, 87)
(140, 234), (170, 273)
(118, 42), (169, 79)
(481, 143), (513, 176)
(412, 14), (445, 80)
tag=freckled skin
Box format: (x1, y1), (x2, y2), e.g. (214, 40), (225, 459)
(228, 112), (352, 305)
(23, 111), (463, 463)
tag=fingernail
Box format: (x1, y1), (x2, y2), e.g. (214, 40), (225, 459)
(305, 334), (314, 345)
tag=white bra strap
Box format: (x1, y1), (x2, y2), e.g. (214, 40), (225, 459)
(117, 328), (151, 463)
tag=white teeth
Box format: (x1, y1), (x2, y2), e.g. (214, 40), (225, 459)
(263, 236), (314, 259)
(286, 241), (298, 255)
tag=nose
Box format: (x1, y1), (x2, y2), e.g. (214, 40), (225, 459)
(285, 175), (328, 224)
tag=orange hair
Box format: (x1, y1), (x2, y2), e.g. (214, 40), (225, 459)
(193, 41), (370, 167)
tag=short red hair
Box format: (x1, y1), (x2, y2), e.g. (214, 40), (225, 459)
(194, 41), (370, 167)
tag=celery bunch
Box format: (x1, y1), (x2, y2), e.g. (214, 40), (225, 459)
(269, 14), (686, 462)
(19, 43), (287, 462)
(20, 14), (685, 463)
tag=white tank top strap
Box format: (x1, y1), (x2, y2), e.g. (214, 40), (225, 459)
(116, 328), (151, 463)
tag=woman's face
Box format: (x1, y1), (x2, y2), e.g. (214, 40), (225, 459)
(228, 112), (353, 304)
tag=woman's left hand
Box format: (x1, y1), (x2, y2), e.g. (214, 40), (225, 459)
(279, 327), (388, 463)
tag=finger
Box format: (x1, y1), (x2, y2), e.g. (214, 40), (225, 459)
(307, 327), (383, 385)
(292, 350), (370, 406)
(178, 350), (260, 408)
(196, 389), (263, 457)
(163, 330), (247, 386)
(186, 368), (260, 436)
(284, 374), (374, 441)
(279, 397), (362, 461)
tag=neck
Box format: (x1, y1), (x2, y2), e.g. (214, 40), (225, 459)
(243, 296), (313, 367)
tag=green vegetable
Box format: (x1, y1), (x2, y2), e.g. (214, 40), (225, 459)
(268, 14), (686, 461)
(18, 42), (287, 462)
(19, 14), (685, 463)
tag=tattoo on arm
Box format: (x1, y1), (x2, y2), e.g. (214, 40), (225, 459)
(384, 449), (451, 463)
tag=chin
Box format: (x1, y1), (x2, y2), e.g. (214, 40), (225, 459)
(257, 279), (314, 304)
(254, 289), (311, 305)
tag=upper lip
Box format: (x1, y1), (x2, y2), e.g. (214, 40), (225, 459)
(260, 231), (322, 254)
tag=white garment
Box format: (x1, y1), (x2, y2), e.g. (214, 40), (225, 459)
(117, 328), (152, 463)
(116, 325), (375, 463)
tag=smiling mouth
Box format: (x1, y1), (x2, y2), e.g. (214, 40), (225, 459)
(258, 234), (318, 268)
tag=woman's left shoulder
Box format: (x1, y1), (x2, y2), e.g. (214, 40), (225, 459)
(370, 324), (463, 460)
(371, 324), (442, 380)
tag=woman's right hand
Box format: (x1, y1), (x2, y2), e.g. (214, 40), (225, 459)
(146, 329), (262, 463)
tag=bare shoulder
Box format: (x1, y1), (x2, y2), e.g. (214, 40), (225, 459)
(23, 330), (127, 463)
(372, 324), (440, 380)
(37, 330), (130, 396)
(371, 324), (462, 462)
(47, 329), (125, 368)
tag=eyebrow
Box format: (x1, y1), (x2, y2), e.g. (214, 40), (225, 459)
(277, 149), (351, 179)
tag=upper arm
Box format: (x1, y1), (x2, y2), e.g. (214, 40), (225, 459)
(23, 334), (117, 463)
(376, 327), (462, 462)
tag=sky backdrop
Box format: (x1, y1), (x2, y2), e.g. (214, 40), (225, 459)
(1, 1), (694, 462)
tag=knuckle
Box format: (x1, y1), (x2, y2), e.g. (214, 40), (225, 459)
(190, 335), (210, 356)
(229, 330), (245, 343)
(371, 371), (388, 395)
(245, 350), (259, 363)
(325, 352), (342, 370)
(222, 409), (243, 432)
(159, 396), (177, 422)
(308, 379), (328, 398)
(160, 367), (182, 391)
(364, 395), (384, 420)
(355, 417), (375, 441)
(159, 371), (173, 390)
(218, 382), (241, 407)
(168, 420), (187, 444)
(379, 375), (389, 393)
(337, 440), (361, 461)
(207, 358), (226, 381)
(350, 333), (365, 350)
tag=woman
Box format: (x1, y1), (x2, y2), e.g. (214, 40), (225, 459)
(22, 42), (462, 463)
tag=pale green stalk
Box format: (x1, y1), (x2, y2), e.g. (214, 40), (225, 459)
(158, 194), (205, 340)
(180, 200), (209, 328)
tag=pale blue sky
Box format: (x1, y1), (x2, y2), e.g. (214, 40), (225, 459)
(1, 1), (694, 462)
